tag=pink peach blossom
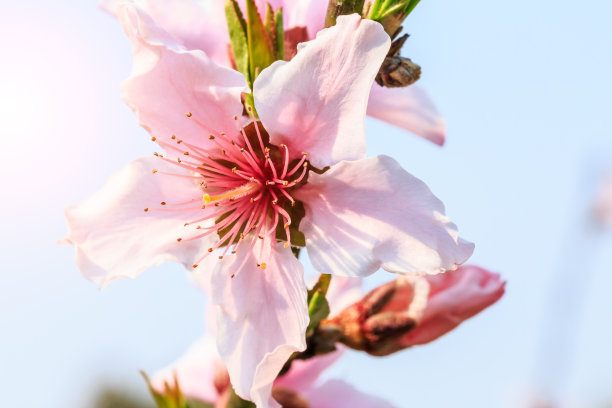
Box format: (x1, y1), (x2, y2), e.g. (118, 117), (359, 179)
(64, 7), (473, 407)
(100, 0), (446, 145)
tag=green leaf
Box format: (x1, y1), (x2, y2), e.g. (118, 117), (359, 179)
(225, 0), (250, 85)
(307, 289), (331, 333)
(307, 274), (332, 299)
(273, 7), (284, 60)
(246, 0), (275, 82)
(404, 0), (421, 15)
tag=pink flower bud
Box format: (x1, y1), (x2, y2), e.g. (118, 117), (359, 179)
(322, 265), (505, 356)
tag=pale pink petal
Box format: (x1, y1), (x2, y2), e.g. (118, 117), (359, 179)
(151, 336), (224, 403)
(367, 83), (446, 146)
(118, 4), (248, 149)
(398, 265), (506, 346)
(274, 349), (343, 393)
(294, 155), (474, 277)
(63, 157), (211, 287)
(304, 379), (396, 408)
(254, 14), (390, 168)
(210, 242), (309, 408)
(326, 276), (363, 317)
(101, 0), (230, 66)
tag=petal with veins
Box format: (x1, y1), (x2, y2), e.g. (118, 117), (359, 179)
(295, 155), (474, 277)
(398, 265), (506, 346)
(101, 0), (230, 66)
(368, 84), (446, 146)
(63, 157), (210, 287)
(118, 4), (248, 150)
(254, 14), (390, 168)
(211, 241), (308, 408)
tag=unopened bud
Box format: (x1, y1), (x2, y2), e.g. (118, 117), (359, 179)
(376, 33), (421, 88)
(321, 266), (505, 356)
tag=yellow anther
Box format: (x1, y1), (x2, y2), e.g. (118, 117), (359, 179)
(184, 151), (189, 156)
(186, 112), (192, 117)
(284, 222), (290, 229)
(284, 242), (289, 248)
(260, 262), (267, 269)
(152, 169), (158, 174)
(171, 135), (176, 140)
(203, 194), (212, 205)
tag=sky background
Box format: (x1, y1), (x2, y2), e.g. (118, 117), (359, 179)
(1, 0), (611, 407)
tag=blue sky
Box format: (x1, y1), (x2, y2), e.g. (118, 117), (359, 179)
(0, 1), (611, 407)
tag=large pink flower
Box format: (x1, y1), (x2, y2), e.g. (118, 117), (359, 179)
(100, 0), (446, 145)
(64, 5), (473, 407)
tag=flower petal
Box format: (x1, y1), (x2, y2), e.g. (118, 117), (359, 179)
(304, 379), (396, 408)
(101, 0), (230, 66)
(367, 84), (446, 146)
(210, 242), (308, 408)
(254, 14), (390, 168)
(326, 276), (363, 316)
(63, 157), (210, 287)
(151, 336), (224, 404)
(118, 4), (248, 149)
(274, 349), (343, 393)
(398, 265), (506, 346)
(294, 155), (474, 277)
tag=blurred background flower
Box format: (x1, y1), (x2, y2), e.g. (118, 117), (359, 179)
(1, 1), (611, 407)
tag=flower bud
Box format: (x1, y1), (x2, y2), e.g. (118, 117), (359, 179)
(320, 266), (505, 356)
(375, 33), (421, 88)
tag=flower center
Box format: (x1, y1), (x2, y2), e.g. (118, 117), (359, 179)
(146, 109), (309, 274)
